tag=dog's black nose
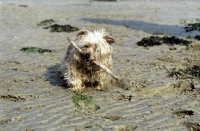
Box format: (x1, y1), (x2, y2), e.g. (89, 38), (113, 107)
(84, 53), (90, 59)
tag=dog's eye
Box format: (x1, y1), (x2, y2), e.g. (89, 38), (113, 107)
(84, 45), (89, 48)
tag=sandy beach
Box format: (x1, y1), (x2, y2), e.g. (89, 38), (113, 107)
(0, 0), (200, 130)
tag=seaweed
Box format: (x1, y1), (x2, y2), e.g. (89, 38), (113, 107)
(44, 24), (79, 32)
(137, 36), (162, 47)
(137, 36), (191, 47)
(37, 19), (55, 26)
(168, 68), (186, 79)
(185, 122), (200, 131)
(72, 93), (94, 108)
(168, 65), (200, 79)
(185, 23), (200, 32)
(37, 20), (79, 32)
(173, 110), (194, 116)
(184, 65), (200, 78)
(194, 35), (200, 41)
(72, 93), (100, 111)
(20, 47), (56, 54)
(184, 19), (200, 32)
(162, 36), (191, 46)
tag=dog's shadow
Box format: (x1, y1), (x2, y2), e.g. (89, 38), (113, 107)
(44, 63), (68, 88)
(43, 64), (100, 91)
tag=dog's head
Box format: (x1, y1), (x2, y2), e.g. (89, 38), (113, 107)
(72, 29), (115, 65)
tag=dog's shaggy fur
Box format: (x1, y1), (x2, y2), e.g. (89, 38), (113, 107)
(61, 29), (115, 92)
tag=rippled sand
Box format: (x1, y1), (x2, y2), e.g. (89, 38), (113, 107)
(0, 0), (200, 130)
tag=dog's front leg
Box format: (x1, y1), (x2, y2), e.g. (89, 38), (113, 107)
(94, 71), (107, 91)
(68, 69), (85, 92)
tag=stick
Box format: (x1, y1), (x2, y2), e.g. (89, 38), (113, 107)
(67, 37), (120, 81)
(92, 60), (120, 81)
(67, 37), (84, 54)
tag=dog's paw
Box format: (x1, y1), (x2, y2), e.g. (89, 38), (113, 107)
(69, 87), (85, 93)
(94, 85), (104, 91)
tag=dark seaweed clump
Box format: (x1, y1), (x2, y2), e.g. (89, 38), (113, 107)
(185, 122), (200, 131)
(195, 35), (200, 41)
(168, 65), (200, 79)
(37, 19), (55, 26)
(184, 22), (200, 32)
(137, 36), (162, 46)
(20, 47), (56, 54)
(173, 110), (194, 116)
(137, 36), (192, 47)
(44, 24), (79, 32)
(186, 65), (200, 78)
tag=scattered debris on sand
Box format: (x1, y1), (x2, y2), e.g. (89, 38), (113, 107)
(18, 5), (28, 7)
(102, 115), (122, 121)
(0, 95), (26, 102)
(137, 36), (192, 47)
(0, 118), (11, 124)
(20, 47), (56, 54)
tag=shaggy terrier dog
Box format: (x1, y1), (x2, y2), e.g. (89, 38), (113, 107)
(61, 29), (117, 92)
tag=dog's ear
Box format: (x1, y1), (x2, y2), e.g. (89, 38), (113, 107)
(76, 30), (88, 37)
(103, 35), (115, 45)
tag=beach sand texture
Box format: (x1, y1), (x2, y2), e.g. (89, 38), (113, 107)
(0, 0), (200, 130)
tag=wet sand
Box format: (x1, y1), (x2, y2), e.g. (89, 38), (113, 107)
(0, 0), (200, 130)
